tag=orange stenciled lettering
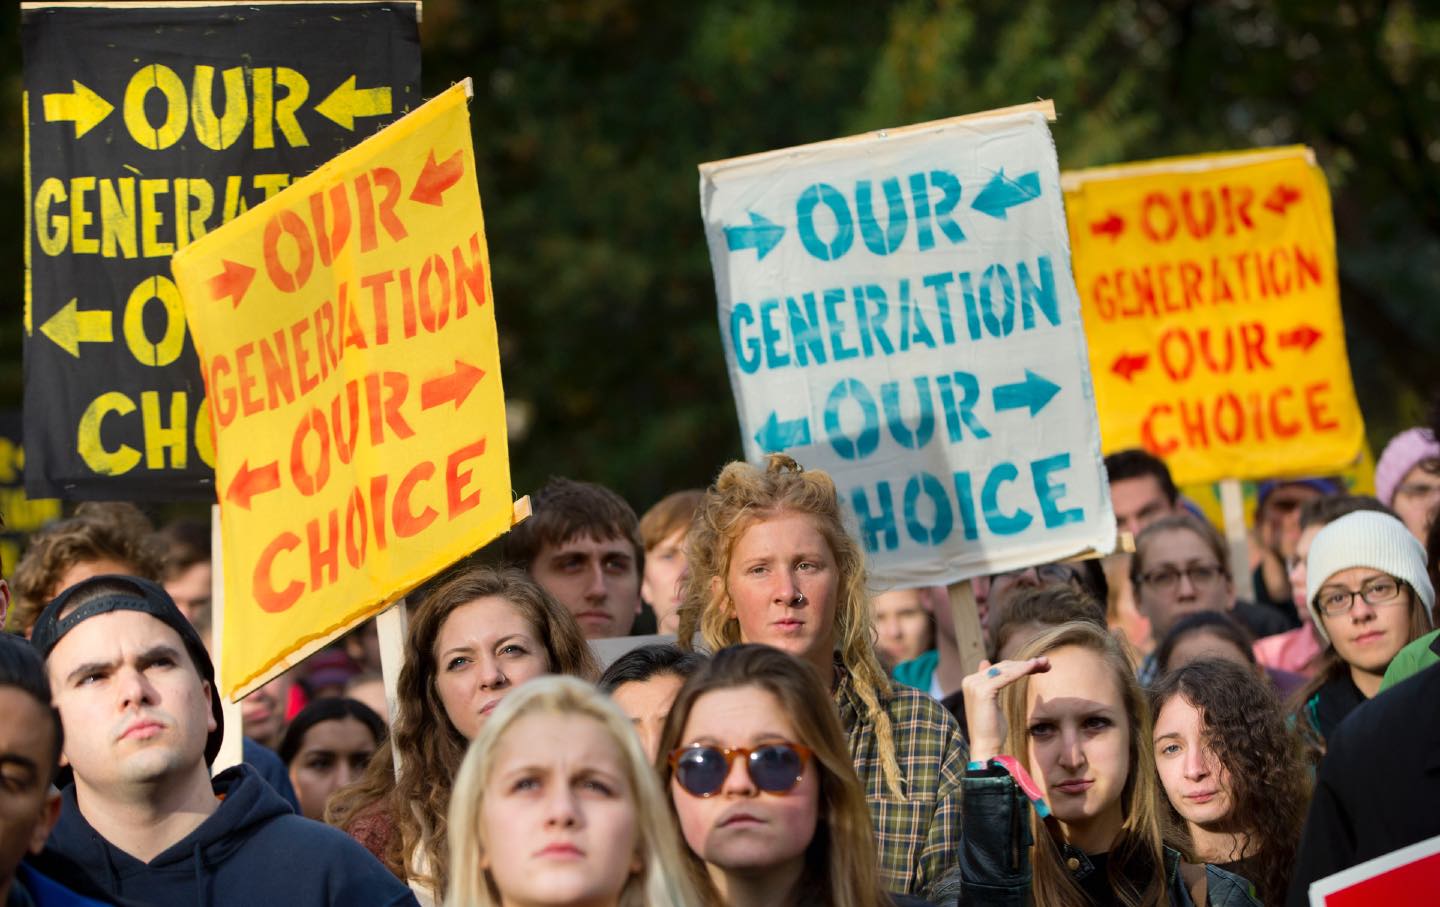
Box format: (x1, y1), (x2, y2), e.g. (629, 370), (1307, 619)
(254, 532), (303, 613)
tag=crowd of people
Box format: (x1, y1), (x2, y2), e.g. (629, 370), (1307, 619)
(0, 415), (1436, 906)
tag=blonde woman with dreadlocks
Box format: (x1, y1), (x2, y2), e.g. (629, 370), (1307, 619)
(679, 455), (964, 900)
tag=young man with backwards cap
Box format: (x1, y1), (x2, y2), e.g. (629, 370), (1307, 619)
(33, 575), (418, 906)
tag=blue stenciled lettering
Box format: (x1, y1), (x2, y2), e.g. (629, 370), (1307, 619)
(981, 461), (1032, 535)
(856, 177), (908, 256)
(788, 294), (827, 367)
(852, 284), (895, 358)
(1019, 256), (1060, 330)
(730, 302), (760, 374)
(882, 377), (935, 449)
(929, 170), (966, 245)
(823, 288), (858, 362)
(923, 272), (958, 345)
(936, 372), (990, 442)
(796, 183), (854, 261)
(897, 278), (936, 351)
(980, 264), (1016, 338)
(903, 473), (952, 545)
(851, 482), (898, 552)
(1031, 452), (1084, 528)
(758, 298), (789, 368)
(824, 378), (880, 460)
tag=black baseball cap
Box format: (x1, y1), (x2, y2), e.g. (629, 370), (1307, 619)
(32, 575), (225, 765)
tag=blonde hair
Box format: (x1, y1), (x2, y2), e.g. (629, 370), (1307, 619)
(680, 455), (903, 797)
(445, 676), (701, 907)
(1003, 622), (1168, 907)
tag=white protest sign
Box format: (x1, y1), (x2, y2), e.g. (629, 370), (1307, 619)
(701, 105), (1115, 587)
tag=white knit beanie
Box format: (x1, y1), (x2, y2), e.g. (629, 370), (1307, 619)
(1305, 510), (1435, 644)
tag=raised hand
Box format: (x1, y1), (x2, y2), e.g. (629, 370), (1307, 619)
(962, 657), (1051, 764)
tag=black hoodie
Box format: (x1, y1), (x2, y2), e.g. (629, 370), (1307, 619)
(48, 764), (418, 907)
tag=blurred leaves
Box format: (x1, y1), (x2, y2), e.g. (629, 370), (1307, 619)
(4, 0), (1436, 511)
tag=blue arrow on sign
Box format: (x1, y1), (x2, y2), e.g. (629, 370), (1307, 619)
(725, 211), (786, 260)
(993, 370), (1060, 416)
(755, 411), (812, 453)
(971, 169), (1041, 220)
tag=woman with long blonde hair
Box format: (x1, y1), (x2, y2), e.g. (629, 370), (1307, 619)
(328, 566), (600, 902)
(445, 676), (701, 907)
(960, 621), (1259, 905)
(678, 455), (963, 900)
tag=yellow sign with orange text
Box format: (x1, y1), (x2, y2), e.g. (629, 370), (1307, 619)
(1063, 147), (1364, 485)
(173, 83), (512, 698)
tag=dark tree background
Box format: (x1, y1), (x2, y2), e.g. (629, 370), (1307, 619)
(3, 0), (1436, 515)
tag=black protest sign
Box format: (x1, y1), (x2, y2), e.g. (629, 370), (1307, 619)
(22, 2), (421, 499)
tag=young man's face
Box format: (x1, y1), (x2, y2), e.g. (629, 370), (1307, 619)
(529, 533), (642, 639)
(0, 687), (60, 898)
(46, 611), (215, 794)
(1110, 475), (1176, 539)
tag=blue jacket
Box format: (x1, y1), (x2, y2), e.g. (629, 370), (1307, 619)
(10, 862), (116, 907)
(48, 764), (418, 907)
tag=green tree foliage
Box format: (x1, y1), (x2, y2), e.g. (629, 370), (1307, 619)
(4, 1), (1436, 512)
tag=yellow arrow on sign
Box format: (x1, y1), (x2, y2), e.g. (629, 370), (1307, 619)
(40, 298), (113, 358)
(314, 76), (392, 131)
(42, 80), (114, 139)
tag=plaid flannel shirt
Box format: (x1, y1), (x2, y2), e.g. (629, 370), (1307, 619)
(834, 664), (967, 900)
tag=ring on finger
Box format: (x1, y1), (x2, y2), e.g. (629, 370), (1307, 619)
(986, 666), (1002, 678)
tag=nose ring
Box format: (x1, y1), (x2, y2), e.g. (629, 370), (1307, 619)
(792, 591), (806, 605)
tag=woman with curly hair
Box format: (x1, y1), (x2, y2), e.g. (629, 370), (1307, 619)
(677, 455), (964, 901)
(327, 565), (600, 904)
(1150, 658), (1311, 904)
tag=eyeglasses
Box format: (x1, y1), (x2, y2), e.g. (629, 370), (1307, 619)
(992, 564), (1079, 586)
(669, 743), (812, 798)
(1314, 576), (1406, 616)
(1139, 564), (1225, 592)
(1395, 481), (1440, 502)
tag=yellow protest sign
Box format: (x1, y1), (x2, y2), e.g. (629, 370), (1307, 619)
(173, 82), (511, 699)
(1063, 147), (1365, 485)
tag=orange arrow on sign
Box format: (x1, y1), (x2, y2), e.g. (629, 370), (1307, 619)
(410, 149), (464, 207)
(421, 360), (486, 411)
(208, 259), (257, 308)
(226, 459), (280, 510)
(1111, 351), (1149, 382)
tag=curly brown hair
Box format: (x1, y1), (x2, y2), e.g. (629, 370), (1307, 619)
(1150, 659), (1311, 903)
(326, 565), (600, 897)
(9, 503), (165, 633)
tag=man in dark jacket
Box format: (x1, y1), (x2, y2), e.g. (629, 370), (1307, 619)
(33, 575), (417, 907)
(1286, 643), (1440, 906)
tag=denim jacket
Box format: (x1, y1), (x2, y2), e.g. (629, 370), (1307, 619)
(958, 767), (1259, 906)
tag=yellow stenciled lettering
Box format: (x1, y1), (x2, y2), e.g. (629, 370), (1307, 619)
(99, 177), (137, 259)
(273, 68), (310, 148)
(78, 392), (141, 475)
(34, 178), (68, 256)
(123, 64), (188, 150)
(123, 275), (186, 367)
(70, 176), (98, 255)
(191, 65), (248, 151)
(175, 178), (215, 248)
(139, 179), (174, 257)
(140, 391), (187, 469)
